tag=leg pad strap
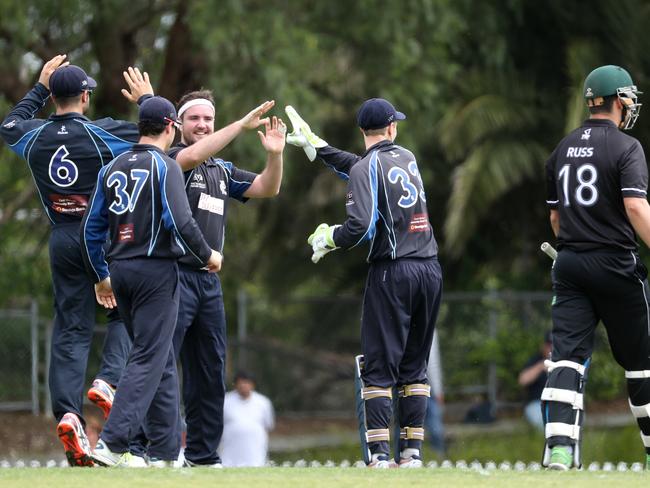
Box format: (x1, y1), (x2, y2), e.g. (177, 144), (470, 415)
(625, 370), (650, 379)
(545, 422), (580, 440)
(362, 386), (393, 400)
(398, 384), (431, 397)
(399, 427), (424, 440)
(545, 359), (586, 376)
(366, 428), (390, 442)
(541, 387), (584, 410)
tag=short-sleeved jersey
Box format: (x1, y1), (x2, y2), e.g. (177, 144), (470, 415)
(545, 118), (648, 251)
(0, 83), (139, 225)
(81, 144), (212, 282)
(168, 143), (257, 268)
(319, 140), (438, 262)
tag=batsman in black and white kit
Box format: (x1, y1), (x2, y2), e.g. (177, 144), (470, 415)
(542, 65), (650, 470)
(286, 99), (442, 468)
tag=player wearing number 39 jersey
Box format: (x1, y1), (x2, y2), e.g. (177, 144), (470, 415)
(286, 99), (442, 468)
(0, 55), (153, 466)
(542, 65), (650, 471)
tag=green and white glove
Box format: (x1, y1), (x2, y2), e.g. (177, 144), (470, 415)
(307, 223), (340, 264)
(285, 106), (328, 162)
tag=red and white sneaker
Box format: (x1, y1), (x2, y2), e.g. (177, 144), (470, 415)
(87, 379), (116, 419)
(57, 413), (94, 467)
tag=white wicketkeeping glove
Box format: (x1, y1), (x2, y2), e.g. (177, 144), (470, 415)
(307, 223), (340, 263)
(285, 106), (328, 162)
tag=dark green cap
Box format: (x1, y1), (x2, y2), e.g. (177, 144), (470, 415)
(583, 65), (634, 99)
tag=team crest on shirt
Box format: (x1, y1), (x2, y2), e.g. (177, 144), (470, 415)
(57, 125), (68, 135)
(190, 172), (206, 190)
(581, 128), (591, 140)
(220, 180), (227, 195)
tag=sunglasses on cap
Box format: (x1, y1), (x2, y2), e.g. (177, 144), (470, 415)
(164, 117), (182, 130)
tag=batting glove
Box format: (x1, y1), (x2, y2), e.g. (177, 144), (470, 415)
(285, 106), (327, 162)
(307, 223), (340, 263)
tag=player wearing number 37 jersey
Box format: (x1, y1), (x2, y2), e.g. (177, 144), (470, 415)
(542, 65), (650, 470)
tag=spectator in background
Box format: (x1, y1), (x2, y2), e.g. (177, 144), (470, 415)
(424, 330), (446, 456)
(518, 331), (553, 430)
(219, 372), (275, 467)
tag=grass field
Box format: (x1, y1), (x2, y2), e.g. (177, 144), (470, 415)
(1, 467), (649, 488)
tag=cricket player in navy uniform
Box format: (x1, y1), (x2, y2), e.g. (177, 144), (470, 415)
(143, 90), (283, 468)
(541, 65), (650, 470)
(286, 99), (442, 468)
(81, 96), (222, 467)
(0, 55), (153, 466)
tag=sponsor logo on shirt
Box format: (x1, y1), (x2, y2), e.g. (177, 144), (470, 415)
(198, 193), (224, 215)
(50, 194), (88, 216)
(566, 147), (594, 158)
(345, 191), (355, 206)
(57, 125), (68, 135)
(408, 213), (430, 233)
(220, 180), (227, 195)
(118, 223), (135, 243)
(581, 128), (591, 140)
(3, 119), (16, 129)
(128, 154), (138, 161)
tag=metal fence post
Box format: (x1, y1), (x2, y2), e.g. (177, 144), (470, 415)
(44, 320), (53, 418)
(237, 288), (248, 370)
(30, 300), (39, 415)
(488, 289), (498, 416)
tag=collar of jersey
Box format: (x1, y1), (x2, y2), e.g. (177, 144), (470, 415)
(48, 112), (89, 121)
(362, 139), (394, 157)
(583, 118), (618, 128)
(132, 143), (166, 154)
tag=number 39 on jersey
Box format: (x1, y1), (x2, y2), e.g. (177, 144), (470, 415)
(387, 161), (427, 208)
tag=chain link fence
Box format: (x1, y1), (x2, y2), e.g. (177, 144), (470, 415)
(0, 290), (625, 418)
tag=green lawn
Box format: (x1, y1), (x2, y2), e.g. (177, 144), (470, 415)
(1, 468), (649, 488)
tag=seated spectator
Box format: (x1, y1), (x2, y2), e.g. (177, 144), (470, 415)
(518, 331), (552, 430)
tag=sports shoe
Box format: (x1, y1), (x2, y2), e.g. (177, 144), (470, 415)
(87, 379), (116, 419)
(368, 454), (391, 469)
(57, 413), (94, 467)
(399, 455), (423, 468)
(548, 445), (573, 471)
(149, 457), (175, 468)
(183, 458), (223, 468)
(92, 438), (136, 467)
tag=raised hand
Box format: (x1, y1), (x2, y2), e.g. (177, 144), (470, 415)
(240, 100), (275, 130)
(258, 116), (287, 155)
(38, 54), (69, 90)
(121, 67), (154, 103)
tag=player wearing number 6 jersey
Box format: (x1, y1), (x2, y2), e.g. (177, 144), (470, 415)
(287, 99), (442, 468)
(0, 55), (152, 466)
(542, 65), (650, 470)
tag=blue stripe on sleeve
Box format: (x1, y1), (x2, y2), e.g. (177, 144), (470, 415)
(82, 166), (110, 281)
(83, 122), (133, 159)
(152, 151), (204, 262)
(9, 123), (50, 158)
(350, 151), (379, 248)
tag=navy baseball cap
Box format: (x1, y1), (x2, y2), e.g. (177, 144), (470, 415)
(357, 98), (406, 130)
(49, 65), (97, 97)
(139, 96), (180, 127)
